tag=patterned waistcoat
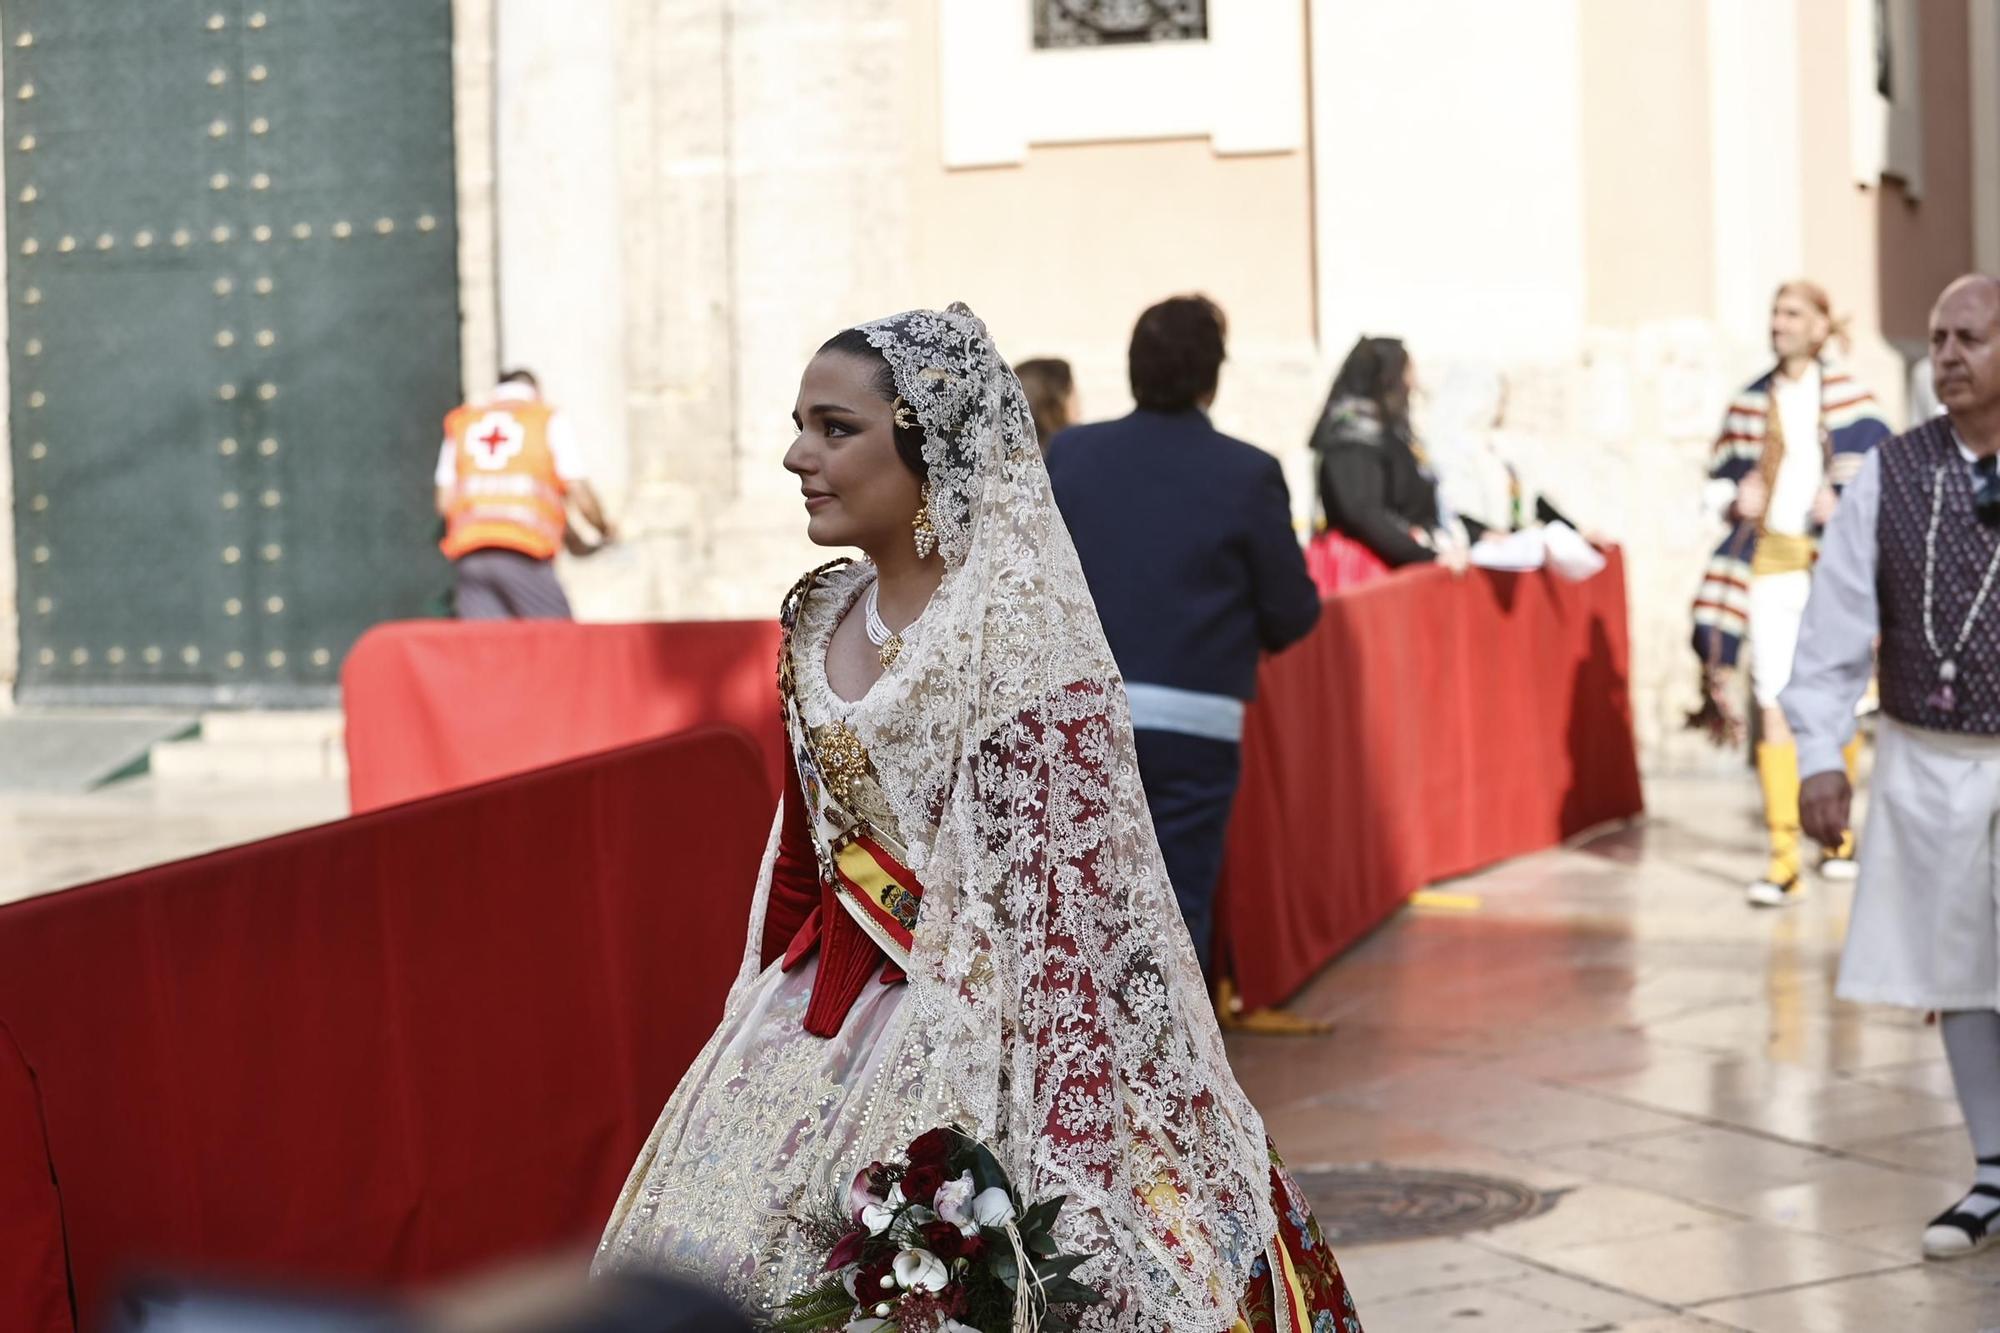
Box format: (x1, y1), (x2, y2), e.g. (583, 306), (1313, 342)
(1878, 418), (2000, 734)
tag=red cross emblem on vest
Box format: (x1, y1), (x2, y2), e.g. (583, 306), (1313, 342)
(466, 411), (525, 471)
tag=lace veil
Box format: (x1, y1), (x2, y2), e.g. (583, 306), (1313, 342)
(739, 304), (1277, 1330)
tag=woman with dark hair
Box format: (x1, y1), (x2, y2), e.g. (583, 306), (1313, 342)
(1012, 355), (1078, 453)
(1308, 336), (1451, 589)
(597, 304), (1362, 1332)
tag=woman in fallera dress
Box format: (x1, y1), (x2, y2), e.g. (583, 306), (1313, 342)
(595, 304), (1362, 1333)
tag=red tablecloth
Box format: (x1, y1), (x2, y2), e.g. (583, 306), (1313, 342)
(344, 620), (786, 812)
(1215, 553), (1644, 1010)
(0, 726), (772, 1333)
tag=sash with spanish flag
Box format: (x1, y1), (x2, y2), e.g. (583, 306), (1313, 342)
(775, 561), (927, 1037)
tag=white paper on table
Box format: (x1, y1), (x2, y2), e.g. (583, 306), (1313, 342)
(1542, 521), (1607, 582)
(1468, 528), (1547, 572)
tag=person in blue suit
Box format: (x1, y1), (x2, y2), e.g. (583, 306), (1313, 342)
(1046, 295), (1321, 991)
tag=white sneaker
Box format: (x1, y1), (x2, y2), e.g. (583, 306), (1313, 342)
(1923, 1221), (1991, 1259)
(1746, 877), (1801, 908)
(1819, 854), (1860, 881)
(1923, 1182), (2000, 1259)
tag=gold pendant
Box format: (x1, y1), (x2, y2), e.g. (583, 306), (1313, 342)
(878, 635), (902, 669)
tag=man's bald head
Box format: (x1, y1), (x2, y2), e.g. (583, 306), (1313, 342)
(1931, 275), (2000, 428)
(1936, 273), (2000, 314)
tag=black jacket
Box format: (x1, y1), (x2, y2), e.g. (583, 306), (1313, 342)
(1047, 409), (1320, 702)
(1311, 399), (1441, 567)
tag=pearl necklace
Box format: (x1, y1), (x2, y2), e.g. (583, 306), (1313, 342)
(1920, 462), (2000, 713)
(863, 579), (912, 669)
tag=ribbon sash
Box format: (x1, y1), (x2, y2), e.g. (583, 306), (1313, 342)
(831, 832), (921, 969)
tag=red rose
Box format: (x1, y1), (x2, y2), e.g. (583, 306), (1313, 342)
(920, 1219), (966, 1259)
(906, 1127), (955, 1171)
(958, 1231), (988, 1262)
(902, 1162), (946, 1206)
(856, 1254), (896, 1301)
(826, 1226), (869, 1272)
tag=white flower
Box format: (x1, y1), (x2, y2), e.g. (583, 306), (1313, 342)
(971, 1185), (1016, 1228)
(892, 1247), (950, 1292)
(861, 1182), (907, 1236)
(934, 1171), (978, 1234)
(940, 1322), (981, 1333)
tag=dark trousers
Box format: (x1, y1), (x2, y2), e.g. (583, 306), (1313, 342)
(1133, 728), (1243, 983)
(453, 548), (573, 620)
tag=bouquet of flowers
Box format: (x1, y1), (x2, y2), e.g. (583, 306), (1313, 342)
(771, 1126), (1101, 1333)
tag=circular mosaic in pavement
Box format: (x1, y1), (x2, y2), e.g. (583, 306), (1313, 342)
(1293, 1166), (1552, 1246)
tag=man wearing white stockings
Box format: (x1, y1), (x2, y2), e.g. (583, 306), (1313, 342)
(1788, 274), (2000, 1258)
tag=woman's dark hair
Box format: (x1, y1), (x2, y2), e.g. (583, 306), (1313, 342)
(1013, 357), (1075, 447)
(817, 327), (930, 477)
(1325, 336), (1412, 436)
(1128, 295), (1227, 413)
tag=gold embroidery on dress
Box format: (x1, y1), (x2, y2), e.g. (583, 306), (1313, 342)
(607, 1001), (848, 1306)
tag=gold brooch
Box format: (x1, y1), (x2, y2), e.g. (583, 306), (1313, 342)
(815, 722), (870, 807)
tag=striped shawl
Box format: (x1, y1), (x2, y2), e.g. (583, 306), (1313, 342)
(1689, 360), (1891, 668)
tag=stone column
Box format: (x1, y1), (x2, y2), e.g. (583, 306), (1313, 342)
(493, 0), (629, 508)
(450, 0), (498, 402)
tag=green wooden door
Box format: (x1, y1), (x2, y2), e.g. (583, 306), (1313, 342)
(5, 0), (460, 706)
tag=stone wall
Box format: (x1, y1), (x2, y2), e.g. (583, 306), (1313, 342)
(550, 0), (918, 625)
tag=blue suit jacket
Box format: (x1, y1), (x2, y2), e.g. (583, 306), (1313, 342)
(1047, 409), (1321, 702)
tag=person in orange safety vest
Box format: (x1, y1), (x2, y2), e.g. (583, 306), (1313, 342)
(434, 368), (616, 619)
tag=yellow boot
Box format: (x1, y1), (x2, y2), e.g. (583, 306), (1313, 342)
(1820, 735), (1863, 879)
(1749, 741), (1803, 907)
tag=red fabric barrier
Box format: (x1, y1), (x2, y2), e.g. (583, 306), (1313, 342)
(1214, 551), (1644, 1011)
(0, 1023), (72, 1333)
(0, 727), (772, 1333)
(342, 558), (1641, 1016)
(344, 620), (786, 812)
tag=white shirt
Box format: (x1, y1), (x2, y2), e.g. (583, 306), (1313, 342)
(1781, 433), (1989, 777)
(435, 381), (587, 487)
(1764, 365), (1823, 536)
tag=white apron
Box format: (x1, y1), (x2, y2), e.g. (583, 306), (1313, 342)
(1839, 716), (2000, 1010)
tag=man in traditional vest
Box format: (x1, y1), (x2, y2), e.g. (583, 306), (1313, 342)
(1689, 280), (1890, 906)
(434, 368), (615, 618)
(1788, 274), (2000, 1259)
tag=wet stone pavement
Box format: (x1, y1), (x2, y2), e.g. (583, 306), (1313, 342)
(1227, 773), (2000, 1333)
